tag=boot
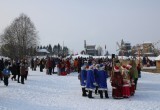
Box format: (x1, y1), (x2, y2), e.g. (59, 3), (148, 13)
(105, 90), (109, 98)
(88, 90), (94, 98)
(99, 90), (103, 99)
(95, 86), (98, 94)
(82, 88), (87, 97)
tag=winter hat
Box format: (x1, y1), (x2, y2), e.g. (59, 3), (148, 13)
(81, 65), (86, 70)
(89, 64), (93, 69)
(114, 66), (120, 72)
(100, 64), (104, 67)
(100, 64), (105, 70)
(96, 64), (100, 68)
(126, 66), (130, 71)
(127, 64), (132, 69)
(121, 65), (126, 70)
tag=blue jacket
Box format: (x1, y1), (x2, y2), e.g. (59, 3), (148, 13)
(80, 69), (87, 87)
(94, 69), (100, 85)
(97, 69), (108, 90)
(3, 68), (10, 76)
(86, 69), (96, 89)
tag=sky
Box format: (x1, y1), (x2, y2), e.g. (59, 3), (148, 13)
(0, 0), (160, 54)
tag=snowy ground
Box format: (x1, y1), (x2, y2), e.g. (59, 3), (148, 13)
(0, 68), (160, 110)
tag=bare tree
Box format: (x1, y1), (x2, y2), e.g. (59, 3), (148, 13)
(0, 13), (38, 59)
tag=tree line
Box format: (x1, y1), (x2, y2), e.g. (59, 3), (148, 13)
(37, 44), (69, 57)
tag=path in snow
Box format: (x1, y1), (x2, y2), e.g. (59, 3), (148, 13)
(0, 69), (160, 110)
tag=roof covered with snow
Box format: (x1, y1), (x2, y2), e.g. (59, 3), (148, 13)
(72, 54), (92, 59)
(143, 41), (152, 44)
(155, 55), (160, 61)
(37, 49), (50, 53)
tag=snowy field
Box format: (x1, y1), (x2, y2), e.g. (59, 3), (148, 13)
(0, 68), (160, 110)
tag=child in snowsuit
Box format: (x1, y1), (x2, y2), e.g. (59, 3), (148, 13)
(2, 66), (11, 86)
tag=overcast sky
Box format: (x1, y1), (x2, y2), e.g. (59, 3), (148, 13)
(0, 0), (160, 54)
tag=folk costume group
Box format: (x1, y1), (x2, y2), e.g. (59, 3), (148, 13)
(79, 59), (140, 99)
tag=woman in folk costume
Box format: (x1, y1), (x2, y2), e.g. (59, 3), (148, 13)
(65, 59), (71, 74)
(126, 64), (134, 96)
(111, 65), (123, 99)
(61, 60), (67, 76)
(80, 65), (88, 97)
(121, 65), (131, 98)
(127, 60), (138, 96)
(93, 64), (100, 95)
(131, 60), (139, 90)
(86, 65), (97, 98)
(97, 64), (109, 99)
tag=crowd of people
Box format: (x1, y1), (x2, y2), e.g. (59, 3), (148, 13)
(0, 56), (141, 100)
(78, 58), (141, 99)
(0, 58), (29, 86)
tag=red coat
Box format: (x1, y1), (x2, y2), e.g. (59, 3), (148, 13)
(111, 72), (123, 99)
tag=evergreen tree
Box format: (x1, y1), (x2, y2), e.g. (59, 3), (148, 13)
(40, 45), (42, 49)
(48, 44), (52, 53)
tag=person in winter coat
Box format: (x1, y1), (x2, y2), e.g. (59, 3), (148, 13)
(137, 63), (141, 78)
(16, 60), (21, 83)
(20, 60), (26, 84)
(0, 59), (4, 81)
(130, 60), (139, 90)
(46, 57), (52, 75)
(57, 60), (61, 76)
(52, 58), (56, 74)
(93, 64), (100, 95)
(34, 59), (37, 71)
(86, 65), (96, 98)
(11, 60), (17, 81)
(127, 62), (136, 96)
(40, 58), (45, 72)
(80, 65), (88, 97)
(31, 58), (34, 71)
(24, 60), (29, 80)
(111, 65), (123, 99)
(74, 58), (78, 72)
(2, 66), (10, 86)
(97, 64), (109, 99)
(65, 59), (71, 74)
(60, 60), (67, 76)
(121, 65), (131, 98)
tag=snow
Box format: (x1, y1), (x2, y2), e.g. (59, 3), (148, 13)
(143, 41), (152, 44)
(72, 54), (92, 59)
(118, 56), (129, 60)
(37, 49), (50, 53)
(1, 68), (160, 110)
(155, 55), (160, 61)
(0, 56), (10, 60)
(143, 66), (156, 69)
(93, 56), (111, 59)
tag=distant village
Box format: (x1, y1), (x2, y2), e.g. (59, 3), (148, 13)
(36, 39), (160, 58)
